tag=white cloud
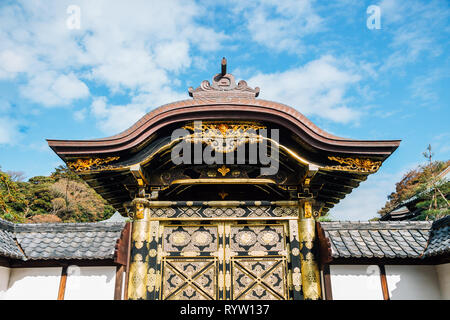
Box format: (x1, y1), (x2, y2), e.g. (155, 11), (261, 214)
(154, 41), (191, 72)
(0, 50), (29, 78)
(236, 0), (324, 54)
(95, 104), (147, 135)
(379, 0), (449, 70)
(0, 0), (225, 131)
(0, 100), (12, 113)
(409, 69), (448, 106)
(20, 72), (90, 107)
(90, 88), (186, 135)
(247, 55), (362, 123)
(0, 117), (22, 145)
(73, 108), (87, 121)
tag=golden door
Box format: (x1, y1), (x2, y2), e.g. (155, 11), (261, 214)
(147, 220), (303, 300)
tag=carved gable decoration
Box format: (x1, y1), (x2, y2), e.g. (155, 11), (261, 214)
(188, 58), (260, 100)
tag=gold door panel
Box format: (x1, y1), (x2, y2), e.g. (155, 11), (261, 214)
(231, 257), (288, 300)
(161, 257), (218, 300)
(155, 220), (300, 300)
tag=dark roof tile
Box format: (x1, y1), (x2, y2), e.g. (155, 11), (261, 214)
(0, 220), (25, 260)
(321, 221), (433, 259)
(0, 218), (125, 261)
(423, 216), (450, 258)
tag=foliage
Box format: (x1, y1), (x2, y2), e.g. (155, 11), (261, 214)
(378, 158), (449, 221)
(414, 173), (450, 220)
(0, 165), (115, 223)
(318, 213), (332, 222)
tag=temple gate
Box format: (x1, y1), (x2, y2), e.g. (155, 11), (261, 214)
(48, 59), (400, 300)
(126, 201), (316, 300)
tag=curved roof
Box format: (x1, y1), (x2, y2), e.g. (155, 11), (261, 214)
(48, 97), (400, 159)
(48, 67), (400, 159)
(46, 63), (402, 215)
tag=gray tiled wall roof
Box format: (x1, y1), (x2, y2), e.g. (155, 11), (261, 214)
(0, 219), (125, 261)
(0, 220), (25, 260)
(320, 221), (433, 259)
(1, 217), (448, 261)
(423, 216), (450, 258)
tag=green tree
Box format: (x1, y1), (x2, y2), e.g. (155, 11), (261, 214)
(378, 145), (449, 220)
(414, 145), (449, 220)
(0, 167), (28, 222)
(0, 165), (115, 223)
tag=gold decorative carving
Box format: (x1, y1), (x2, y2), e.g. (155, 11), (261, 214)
(161, 258), (217, 300)
(218, 271), (224, 290)
(67, 156), (120, 172)
(231, 258), (288, 300)
(182, 121), (266, 153)
(135, 203), (145, 220)
(298, 218), (321, 300)
(218, 191), (229, 200)
(292, 267), (302, 292)
(207, 170), (217, 177)
(225, 271), (231, 291)
(325, 156), (381, 173)
(154, 270), (161, 292)
(304, 202), (312, 219)
(131, 221), (297, 300)
(147, 268), (156, 293)
(217, 165), (230, 177)
(149, 249), (157, 258)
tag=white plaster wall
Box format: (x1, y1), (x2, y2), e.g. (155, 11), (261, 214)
(330, 265), (384, 300)
(3, 267), (62, 300)
(435, 264), (450, 299)
(385, 265), (441, 300)
(0, 266), (10, 299)
(64, 266), (116, 300)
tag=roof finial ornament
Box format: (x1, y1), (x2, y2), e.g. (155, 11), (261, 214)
(221, 57), (227, 76)
(188, 58), (260, 100)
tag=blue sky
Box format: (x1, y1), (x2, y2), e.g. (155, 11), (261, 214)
(0, 0), (448, 220)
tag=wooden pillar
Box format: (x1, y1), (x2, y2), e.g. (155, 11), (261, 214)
(57, 265), (68, 300)
(114, 265), (125, 300)
(127, 199), (151, 300)
(379, 265), (390, 300)
(298, 200), (322, 300)
(322, 264), (333, 300)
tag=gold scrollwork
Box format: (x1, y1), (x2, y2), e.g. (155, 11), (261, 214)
(67, 156), (120, 172)
(325, 156), (381, 173)
(182, 121), (266, 153)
